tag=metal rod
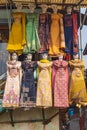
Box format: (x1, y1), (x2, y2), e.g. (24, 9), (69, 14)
(43, 112), (59, 125)
(79, 4), (83, 60)
(80, 8), (87, 30)
(9, 110), (14, 127)
(0, 119), (44, 124)
(77, 0), (84, 6)
(42, 108), (45, 121)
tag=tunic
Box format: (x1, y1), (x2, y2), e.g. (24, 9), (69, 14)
(23, 13), (40, 54)
(49, 13), (65, 56)
(7, 12), (26, 55)
(52, 60), (69, 107)
(36, 60), (52, 107)
(38, 13), (51, 53)
(69, 60), (86, 103)
(20, 61), (37, 108)
(3, 61), (22, 108)
(64, 13), (78, 55)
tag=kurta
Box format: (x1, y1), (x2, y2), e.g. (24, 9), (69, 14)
(38, 13), (51, 53)
(64, 13), (78, 55)
(20, 61), (37, 108)
(36, 60), (52, 107)
(7, 12), (26, 55)
(23, 13), (40, 54)
(52, 60), (69, 107)
(49, 13), (65, 56)
(3, 61), (22, 107)
(69, 60), (86, 103)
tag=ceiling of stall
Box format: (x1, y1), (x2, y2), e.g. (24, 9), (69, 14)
(0, 0), (87, 7)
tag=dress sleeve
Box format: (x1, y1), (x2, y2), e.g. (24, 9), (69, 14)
(52, 63), (57, 89)
(22, 13), (26, 46)
(59, 16), (65, 49)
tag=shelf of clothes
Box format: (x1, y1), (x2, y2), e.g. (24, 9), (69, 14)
(6, 4), (80, 61)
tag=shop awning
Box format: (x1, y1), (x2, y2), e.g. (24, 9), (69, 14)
(0, 0), (87, 8)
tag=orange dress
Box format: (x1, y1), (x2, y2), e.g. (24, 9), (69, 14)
(49, 13), (65, 56)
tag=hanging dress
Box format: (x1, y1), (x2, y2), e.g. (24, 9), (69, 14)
(20, 61), (37, 108)
(64, 13), (78, 55)
(23, 13), (40, 54)
(69, 60), (86, 103)
(52, 60), (69, 107)
(7, 12), (26, 55)
(49, 13), (65, 56)
(3, 61), (22, 108)
(38, 13), (51, 53)
(36, 60), (52, 107)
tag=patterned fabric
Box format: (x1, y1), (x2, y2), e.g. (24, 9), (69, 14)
(64, 13), (78, 55)
(72, 13), (79, 54)
(38, 13), (51, 53)
(23, 13), (40, 54)
(52, 60), (69, 107)
(20, 61), (37, 108)
(3, 61), (22, 107)
(7, 12), (26, 55)
(49, 13), (65, 56)
(64, 14), (73, 54)
(69, 60), (86, 103)
(36, 60), (52, 107)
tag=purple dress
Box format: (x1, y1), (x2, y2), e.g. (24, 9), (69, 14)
(38, 13), (51, 53)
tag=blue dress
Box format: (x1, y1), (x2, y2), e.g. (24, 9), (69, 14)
(20, 61), (37, 108)
(64, 14), (73, 55)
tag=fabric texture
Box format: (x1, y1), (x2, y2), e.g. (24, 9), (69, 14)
(49, 13), (65, 56)
(38, 13), (51, 53)
(20, 61), (37, 108)
(69, 60), (86, 103)
(23, 13), (40, 54)
(52, 60), (69, 107)
(3, 61), (22, 107)
(36, 59), (52, 107)
(64, 13), (78, 55)
(7, 12), (26, 55)
(64, 14), (73, 54)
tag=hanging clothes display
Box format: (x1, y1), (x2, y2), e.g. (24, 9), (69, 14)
(64, 13), (78, 55)
(3, 61), (22, 107)
(69, 60), (86, 103)
(52, 60), (69, 107)
(38, 13), (51, 53)
(49, 13), (65, 56)
(7, 12), (26, 55)
(36, 59), (52, 107)
(23, 13), (41, 54)
(20, 61), (37, 108)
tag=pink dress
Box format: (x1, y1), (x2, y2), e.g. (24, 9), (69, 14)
(52, 60), (69, 108)
(3, 61), (22, 108)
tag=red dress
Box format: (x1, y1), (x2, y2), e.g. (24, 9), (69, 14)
(52, 60), (69, 108)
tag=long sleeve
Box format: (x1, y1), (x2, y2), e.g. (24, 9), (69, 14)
(60, 17), (65, 49)
(22, 13), (26, 46)
(52, 65), (56, 89)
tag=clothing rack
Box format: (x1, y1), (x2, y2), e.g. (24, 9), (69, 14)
(0, 0), (86, 127)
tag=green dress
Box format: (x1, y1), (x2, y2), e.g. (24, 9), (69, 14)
(23, 13), (41, 54)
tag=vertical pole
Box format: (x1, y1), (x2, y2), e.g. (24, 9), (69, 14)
(79, 4), (83, 60)
(9, 3), (12, 32)
(42, 108), (45, 121)
(9, 110), (14, 127)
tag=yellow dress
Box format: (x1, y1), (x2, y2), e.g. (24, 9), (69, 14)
(69, 60), (87, 103)
(7, 12), (26, 55)
(36, 59), (52, 108)
(49, 13), (65, 56)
